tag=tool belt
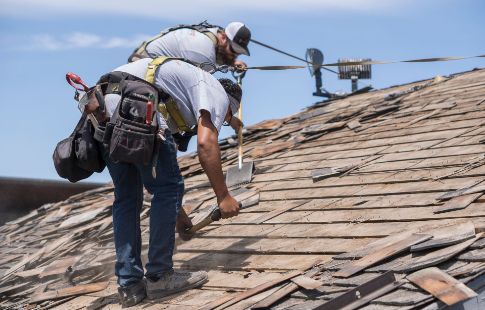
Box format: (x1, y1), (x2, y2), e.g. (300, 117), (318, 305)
(94, 57), (198, 167)
(94, 72), (159, 166)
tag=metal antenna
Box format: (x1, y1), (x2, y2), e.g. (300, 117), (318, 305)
(338, 58), (372, 92)
(305, 48), (331, 98)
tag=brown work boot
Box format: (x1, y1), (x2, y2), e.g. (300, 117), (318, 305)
(145, 270), (208, 299)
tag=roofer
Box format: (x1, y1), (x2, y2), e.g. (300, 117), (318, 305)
(128, 21), (251, 71)
(94, 57), (242, 307)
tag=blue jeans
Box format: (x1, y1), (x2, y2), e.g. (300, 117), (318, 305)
(102, 131), (184, 287)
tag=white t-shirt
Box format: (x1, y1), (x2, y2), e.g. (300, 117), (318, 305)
(145, 28), (218, 66)
(105, 58), (229, 133)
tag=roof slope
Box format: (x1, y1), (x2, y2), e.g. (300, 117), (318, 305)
(1, 68), (485, 309)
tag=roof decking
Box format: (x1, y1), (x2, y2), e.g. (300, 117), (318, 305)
(1, 68), (485, 309)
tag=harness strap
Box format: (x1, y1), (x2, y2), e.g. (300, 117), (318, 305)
(145, 56), (193, 133)
(129, 24), (219, 62)
(202, 31), (218, 45)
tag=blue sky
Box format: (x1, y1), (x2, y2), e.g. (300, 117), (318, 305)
(0, 0), (484, 183)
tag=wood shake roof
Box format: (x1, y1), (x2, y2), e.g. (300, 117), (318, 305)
(1, 68), (485, 309)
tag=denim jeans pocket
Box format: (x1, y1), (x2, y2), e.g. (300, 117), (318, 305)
(157, 132), (181, 178)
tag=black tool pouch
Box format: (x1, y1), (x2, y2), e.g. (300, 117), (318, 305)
(173, 131), (196, 152)
(75, 117), (105, 172)
(105, 79), (158, 166)
(53, 113), (99, 183)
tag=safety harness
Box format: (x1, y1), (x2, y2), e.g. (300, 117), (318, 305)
(95, 56), (197, 155)
(97, 57), (194, 133)
(144, 57), (194, 133)
(128, 22), (221, 63)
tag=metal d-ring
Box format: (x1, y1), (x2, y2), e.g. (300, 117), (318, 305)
(232, 69), (246, 84)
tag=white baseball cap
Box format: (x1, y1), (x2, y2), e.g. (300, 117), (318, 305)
(225, 22), (251, 56)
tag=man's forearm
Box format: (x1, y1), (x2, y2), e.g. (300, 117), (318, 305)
(197, 113), (229, 201)
(198, 141), (228, 201)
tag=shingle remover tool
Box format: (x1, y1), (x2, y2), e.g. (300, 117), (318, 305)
(225, 70), (255, 188)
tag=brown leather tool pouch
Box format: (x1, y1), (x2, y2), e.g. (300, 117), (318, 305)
(82, 85), (107, 123)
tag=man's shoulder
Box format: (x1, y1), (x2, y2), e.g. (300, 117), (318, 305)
(159, 60), (222, 92)
(111, 58), (151, 78)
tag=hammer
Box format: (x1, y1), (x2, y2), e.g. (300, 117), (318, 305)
(186, 202), (242, 234)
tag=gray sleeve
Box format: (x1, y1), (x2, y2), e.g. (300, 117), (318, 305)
(155, 61), (229, 132)
(190, 79), (229, 132)
(146, 29), (217, 66)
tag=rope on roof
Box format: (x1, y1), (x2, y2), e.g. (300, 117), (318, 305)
(244, 53), (485, 71)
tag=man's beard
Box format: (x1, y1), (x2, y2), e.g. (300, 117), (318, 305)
(216, 45), (235, 65)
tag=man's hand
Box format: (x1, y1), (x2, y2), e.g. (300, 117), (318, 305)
(233, 60), (247, 72)
(176, 208), (194, 241)
(229, 116), (243, 133)
(218, 194), (240, 219)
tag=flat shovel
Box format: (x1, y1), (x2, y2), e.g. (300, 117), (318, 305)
(225, 71), (254, 188)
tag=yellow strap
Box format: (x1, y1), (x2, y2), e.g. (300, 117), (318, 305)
(146, 57), (192, 132)
(129, 31), (167, 62)
(202, 31), (218, 45)
(165, 99), (192, 132)
(145, 56), (171, 84)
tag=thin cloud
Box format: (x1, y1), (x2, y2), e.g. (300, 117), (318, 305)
(23, 32), (150, 51)
(0, 0), (408, 18)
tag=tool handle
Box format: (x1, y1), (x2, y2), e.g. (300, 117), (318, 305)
(210, 208), (222, 221)
(146, 101), (153, 124)
(237, 111), (243, 169)
(235, 75), (244, 169)
(66, 72), (89, 92)
(186, 202), (242, 234)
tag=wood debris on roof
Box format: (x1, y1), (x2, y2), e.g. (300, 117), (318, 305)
(2, 68), (485, 309)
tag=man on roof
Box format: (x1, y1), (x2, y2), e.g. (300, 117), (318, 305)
(128, 21), (251, 72)
(98, 57), (242, 307)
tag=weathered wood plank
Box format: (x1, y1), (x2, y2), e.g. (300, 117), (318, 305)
(283, 118), (484, 159)
(199, 270), (301, 310)
(437, 184), (485, 201)
(407, 267), (477, 306)
(251, 201), (309, 224)
(202, 270), (293, 290)
(30, 281), (109, 303)
(251, 282), (297, 309)
(334, 233), (431, 278)
(186, 219), (485, 240)
(173, 252), (329, 271)
(251, 266), (323, 309)
(398, 233), (483, 272)
(410, 221), (476, 252)
(262, 202), (485, 225)
(176, 236), (377, 255)
(434, 193), (483, 213)
(40, 256), (79, 278)
(371, 288), (432, 306)
(458, 249), (485, 262)
(291, 275), (322, 290)
(333, 231), (417, 260)
(261, 176), (484, 200)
